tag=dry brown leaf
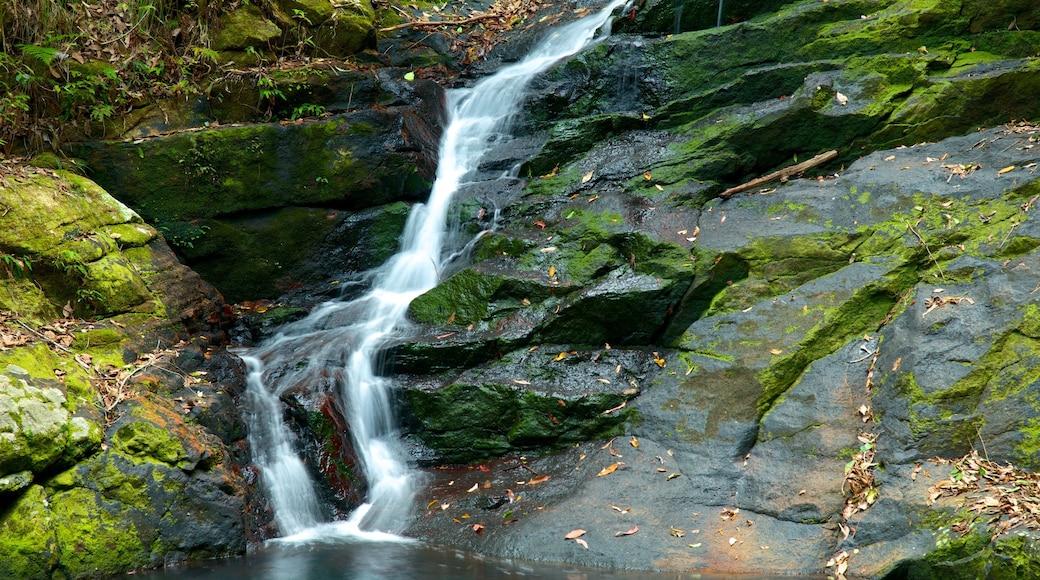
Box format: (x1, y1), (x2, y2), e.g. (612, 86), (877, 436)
(614, 525), (638, 537)
(597, 463), (620, 477)
(564, 529), (587, 540)
(581, 170), (594, 184)
(528, 475), (550, 485)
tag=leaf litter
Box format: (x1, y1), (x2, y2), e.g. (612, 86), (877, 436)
(928, 450), (1040, 539)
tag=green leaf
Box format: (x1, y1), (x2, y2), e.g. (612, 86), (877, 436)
(404, 71), (415, 81)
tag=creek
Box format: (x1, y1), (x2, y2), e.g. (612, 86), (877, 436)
(240, 0), (629, 540)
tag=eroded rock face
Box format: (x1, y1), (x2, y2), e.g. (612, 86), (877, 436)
(74, 76), (444, 303)
(392, 0), (1040, 577)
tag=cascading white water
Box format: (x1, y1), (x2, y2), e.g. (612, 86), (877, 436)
(241, 0), (628, 539)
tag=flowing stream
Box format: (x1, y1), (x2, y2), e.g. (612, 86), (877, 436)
(241, 0), (628, 540)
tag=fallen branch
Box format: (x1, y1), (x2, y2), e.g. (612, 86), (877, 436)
(720, 150), (838, 199)
(379, 12), (501, 33)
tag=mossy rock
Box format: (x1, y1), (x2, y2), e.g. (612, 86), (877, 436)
(211, 4), (282, 52)
(0, 370), (103, 482)
(0, 170), (165, 319)
(409, 268), (505, 325)
(406, 382), (630, 463)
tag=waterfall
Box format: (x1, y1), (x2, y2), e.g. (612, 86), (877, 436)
(240, 0), (628, 540)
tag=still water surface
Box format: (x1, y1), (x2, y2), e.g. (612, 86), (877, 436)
(134, 537), (822, 580)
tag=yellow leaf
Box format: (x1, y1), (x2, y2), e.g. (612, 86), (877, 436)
(653, 356), (666, 368)
(597, 462), (620, 477)
(564, 529), (587, 539)
(643, 171), (652, 180)
(554, 351), (568, 362)
(426, 500), (438, 509)
(666, 473), (682, 480)
(769, 348), (783, 355)
(548, 265), (556, 278)
(581, 170), (594, 184)
(629, 436), (639, 448)
(999, 165), (1016, 175)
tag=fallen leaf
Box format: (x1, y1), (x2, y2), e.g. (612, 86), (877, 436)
(427, 500), (439, 509)
(472, 523), (485, 535)
(729, 537), (737, 546)
(513, 379), (531, 385)
(548, 265), (556, 278)
(598, 463), (620, 477)
(666, 473), (682, 480)
(689, 543), (702, 548)
(615, 525), (638, 537)
(575, 538), (589, 549)
(769, 348), (783, 355)
(835, 92), (849, 105)
(999, 165), (1017, 175)
(629, 436), (639, 448)
(610, 505), (631, 514)
(540, 246), (558, 253)
(467, 483), (479, 492)
(582, 170), (594, 184)
(528, 475), (550, 485)
(554, 351), (568, 362)
(670, 527), (685, 537)
(644, 171), (652, 180)
(565, 529), (587, 540)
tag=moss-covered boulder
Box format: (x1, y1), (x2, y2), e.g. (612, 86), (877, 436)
(0, 369), (102, 491)
(74, 79), (442, 301)
(523, 0), (1040, 187)
(211, 4), (282, 52)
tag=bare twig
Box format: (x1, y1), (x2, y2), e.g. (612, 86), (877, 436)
(720, 150), (838, 199)
(15, 319), (72, 353)
(905, 220), (947, 283)
(379, 12), (501, 33)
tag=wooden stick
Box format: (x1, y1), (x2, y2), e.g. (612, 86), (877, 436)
(719, 150), (838, 199)
(379, 12), (501, 33)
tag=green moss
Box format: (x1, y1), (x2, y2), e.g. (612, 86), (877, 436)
(110, 421), (188, 467)
(409, 269), (504, 325)
(70, 328), (125, 350)
(408, 382), (631, 463)
(0, 485), (59, 579)
(903, 529), (1040, 580)
(50, 487), (148, 577)
(757, 268), (911, 418)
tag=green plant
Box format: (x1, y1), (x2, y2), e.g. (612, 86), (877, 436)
(256, 74), (286, 119)
(55, 249), (87, 278)
(291, 8), (312, 26)
(159, 222), (210, 250)
(0, 253), (33, 279)
(291, 103), (326, 120)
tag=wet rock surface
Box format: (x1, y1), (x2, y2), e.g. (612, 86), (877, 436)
(400, 123), (1040, 577)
